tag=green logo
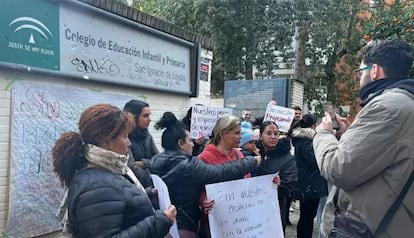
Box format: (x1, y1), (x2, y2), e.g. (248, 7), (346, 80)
(0, 0), (59, 70)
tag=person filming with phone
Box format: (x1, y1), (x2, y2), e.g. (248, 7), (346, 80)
(313, 39), (414, 238)
(323, 102), (350, 139)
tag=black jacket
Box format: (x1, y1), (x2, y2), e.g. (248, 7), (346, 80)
(129, 128), (159, 161)
(127, 150), (153, 191)
(291, 128), (328, 200)
(149, 150), (257, 232)
(254, 137), (297, 196)
(128, 128), (159, 188)
(68, 168), (171, 238)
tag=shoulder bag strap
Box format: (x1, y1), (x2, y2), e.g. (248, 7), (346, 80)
(374, 170), (414, 236)
(332, 186), (341, 215)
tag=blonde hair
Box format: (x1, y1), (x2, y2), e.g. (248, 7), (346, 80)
(210, 115), (240, 145)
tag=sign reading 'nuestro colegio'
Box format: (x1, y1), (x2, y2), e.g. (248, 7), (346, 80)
(0, 0), (196, 94)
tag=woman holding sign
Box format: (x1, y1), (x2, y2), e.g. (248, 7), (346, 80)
(253, 121), (297, 234)
(147, 112), (261, 238)
(52, 104), (175, 238)
(198, 115), (281, 238)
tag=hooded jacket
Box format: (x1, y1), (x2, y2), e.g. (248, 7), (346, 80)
(313, 79), (414, 238)
(291, 127), (328, 200)
(149, 150), (257, 232)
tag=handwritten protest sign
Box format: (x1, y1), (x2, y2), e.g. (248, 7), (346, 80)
(190, 105), (232, 139)
(263, 104), (295, 132)
(151, 175), (179, 238)
(205, 175), (283, 238)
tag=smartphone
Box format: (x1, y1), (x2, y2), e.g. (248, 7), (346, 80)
(324, 102), (339, 130)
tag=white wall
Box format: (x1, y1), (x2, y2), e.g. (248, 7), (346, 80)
(0, 48), (212, 237)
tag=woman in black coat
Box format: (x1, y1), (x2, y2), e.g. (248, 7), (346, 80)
(123, 99), (159, 189)
(253, 121), (297, 233)
(52, 104), (175, 238)
(147, 112), (260, 238)
(289, 114), (328, 238)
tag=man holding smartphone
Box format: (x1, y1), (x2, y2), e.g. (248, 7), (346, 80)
(313, 39), (414, 237)
(323, 102), (350, 139)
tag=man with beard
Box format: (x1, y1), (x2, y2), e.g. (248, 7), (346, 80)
(314, 39), (414, 238)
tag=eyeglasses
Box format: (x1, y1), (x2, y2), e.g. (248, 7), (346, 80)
(355, 65), (372, 78)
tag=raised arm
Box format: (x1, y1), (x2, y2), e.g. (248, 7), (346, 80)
(189, 155), (259, 184)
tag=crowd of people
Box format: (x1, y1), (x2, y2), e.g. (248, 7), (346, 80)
(52, 38), (413, 238)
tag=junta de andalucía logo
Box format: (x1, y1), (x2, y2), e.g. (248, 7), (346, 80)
(8, 16), (53, 44)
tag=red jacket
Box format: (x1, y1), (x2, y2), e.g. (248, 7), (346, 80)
(198, 144), (243, 165)
(197, 144), (250, 229)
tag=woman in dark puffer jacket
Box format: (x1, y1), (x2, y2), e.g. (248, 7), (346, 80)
(289, 114), (328, 238)
(52, 104), (175, 238)
(253, 121), (297, 234)
(123, 99), (159, 189)
(147, 112), (261, 238)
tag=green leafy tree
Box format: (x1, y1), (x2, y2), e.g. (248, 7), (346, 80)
(133, 0), (211, 38)
(306, 0), (414, 116)
(208, 0), (297, 95)
(131, 0), (159, 15)
(295, 0), (363, 115)
(133, 0), (412, 114)
(134, 0), (297, 96)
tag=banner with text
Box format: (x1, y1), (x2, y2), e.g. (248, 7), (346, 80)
(205, 175), (283, 238)
(0, 0), (195, 94)
(263, 104), (295, 133)
(190, 105), (232, 139)
(10, 81), (134, 237)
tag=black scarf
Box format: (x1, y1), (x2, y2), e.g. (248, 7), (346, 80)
(359, 77), (414, 107)
(129, 127), (148, 142)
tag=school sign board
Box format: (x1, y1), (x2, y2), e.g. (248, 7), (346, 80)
(0, 0), (199, 95)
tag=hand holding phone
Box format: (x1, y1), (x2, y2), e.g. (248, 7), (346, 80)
(324, 103), (339, 129)
(316, 111), (334, 132)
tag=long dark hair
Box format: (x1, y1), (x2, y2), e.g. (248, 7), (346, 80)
(259, 121), (278, 134)
(52, 104), (131, 187)
(182, 104), (203, 130)
(156, 112), (187, 151)
(123, 99), (149, 127)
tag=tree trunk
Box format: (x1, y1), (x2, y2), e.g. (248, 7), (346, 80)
(245, 61), (254, 80)
(296, 19), (308, 81)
